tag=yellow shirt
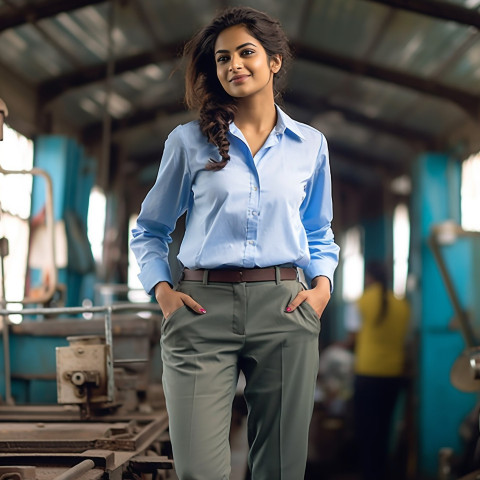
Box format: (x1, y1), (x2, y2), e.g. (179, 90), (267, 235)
(354, 283), (410, 377)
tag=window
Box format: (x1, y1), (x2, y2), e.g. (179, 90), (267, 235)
(393, 203), (410, 298)
(0, 125), (34, 322)
(87, 186), (106, 263)
(341, 226), (364, 302)
(461, 152), (480, 232)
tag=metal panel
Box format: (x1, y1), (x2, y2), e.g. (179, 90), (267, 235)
(0, 23), (73, 81)
(57, 60), (184, 128)
(301, 0), (393, 58)
(370, 10), (473, 79)
(288, 61), (352, 99)
(443, 36), (480, 93)
(402, 95), (469, 135)
(137, 0), (215, 43)
(328, 75), (419, 123)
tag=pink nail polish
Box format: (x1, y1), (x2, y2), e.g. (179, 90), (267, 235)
(285, 307), (292, 312)
(200, 308), (207, 314)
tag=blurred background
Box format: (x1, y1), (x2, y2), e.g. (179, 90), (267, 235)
(0, 0), (480, 479)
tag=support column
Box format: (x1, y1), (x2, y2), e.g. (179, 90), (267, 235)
(31, 135), (96, 307)
(411, 152), (477, 477)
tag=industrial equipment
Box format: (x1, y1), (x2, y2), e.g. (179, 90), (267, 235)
(428, 222), (480, 479)
(0, 303), (174, 480)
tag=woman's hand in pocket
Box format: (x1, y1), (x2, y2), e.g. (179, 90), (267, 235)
(154, 281), (206, 318)
(285, 276), (331, 318)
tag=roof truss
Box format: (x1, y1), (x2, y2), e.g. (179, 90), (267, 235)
(367, 0), (480, 29)
(38, 40), (480, 118)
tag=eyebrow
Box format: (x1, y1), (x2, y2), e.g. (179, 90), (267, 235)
(215, 42), (257, 55)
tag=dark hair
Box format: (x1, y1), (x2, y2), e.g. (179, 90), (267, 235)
(183, 6), (292, 170)
(366, 261), (389, 325)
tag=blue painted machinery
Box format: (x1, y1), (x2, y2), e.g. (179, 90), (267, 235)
(0, 108), (175, 479)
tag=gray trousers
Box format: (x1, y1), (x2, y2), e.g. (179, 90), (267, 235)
(161, 272), (321, 480)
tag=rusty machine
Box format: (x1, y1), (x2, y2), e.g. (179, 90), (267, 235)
(0, 303), (175, 480)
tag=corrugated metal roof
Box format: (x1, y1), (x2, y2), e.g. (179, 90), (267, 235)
(0, 0), (479, 187)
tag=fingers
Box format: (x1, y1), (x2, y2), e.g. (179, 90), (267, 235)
(179, 293), (207, 315)
(285, 291), (307, 313)
(286, 290), (329, 318)
(154, 283), (206, 317)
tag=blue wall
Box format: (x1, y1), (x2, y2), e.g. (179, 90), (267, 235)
(31, 135), (96, 306)
(411, 153), (478, 477)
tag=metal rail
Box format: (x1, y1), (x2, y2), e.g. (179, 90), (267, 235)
(0, 303), (161, 317)
(52, 459), (95, 480)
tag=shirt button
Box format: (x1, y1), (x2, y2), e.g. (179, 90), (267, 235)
(253, 186), (258, 191)
(252, 211), (258, 216)
(248, 240), (254, 245)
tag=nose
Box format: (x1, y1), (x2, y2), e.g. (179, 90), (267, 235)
(229, 54), (242, 70)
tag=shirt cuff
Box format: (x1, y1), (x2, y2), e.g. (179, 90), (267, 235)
(304, 259), (338, 292)
(137, 258), (173, 296)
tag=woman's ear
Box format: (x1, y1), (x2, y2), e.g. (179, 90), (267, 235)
(270, 54), (282, 74)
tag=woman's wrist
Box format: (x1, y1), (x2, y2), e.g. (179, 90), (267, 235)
(154, 281), (172, 297)
(311, 275), (330, 290)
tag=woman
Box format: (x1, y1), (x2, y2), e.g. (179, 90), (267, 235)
(351, 261), (411, 480)
(131, 7), (339, 479)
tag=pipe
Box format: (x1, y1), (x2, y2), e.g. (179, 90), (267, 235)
(0, 313), (13, 406)
(0, 99), (13, 404)
(0, 166), (57, 305)
(105, 305), (114, 402)
(0, 302), (161, 317)
(53, 460), (95, 480)
(428, 224), (480, 348)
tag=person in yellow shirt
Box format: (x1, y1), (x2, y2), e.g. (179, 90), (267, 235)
(347, 261), (410, 480)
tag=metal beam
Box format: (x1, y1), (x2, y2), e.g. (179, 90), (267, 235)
(81, 98), (186, 141)
(283, 91), (438, 148)
(39, 39), (480, 119)
(329, 140), (406, 176)
(293, 43), (480, 117)
(38, 43), (183, 104)
(0, 0), (106, 32)
(366, 0), (480, 30)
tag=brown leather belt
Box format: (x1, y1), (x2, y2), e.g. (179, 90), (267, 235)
(182, 267), (298, 283)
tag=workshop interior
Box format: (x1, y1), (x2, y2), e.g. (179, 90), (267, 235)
(1, 0), (480, 479)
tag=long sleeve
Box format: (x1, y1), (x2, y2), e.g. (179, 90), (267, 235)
(300, 135), (340, 289)
(130, 126), (192, 294)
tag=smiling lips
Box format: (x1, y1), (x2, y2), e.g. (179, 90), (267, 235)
(229, 74), (250, 83)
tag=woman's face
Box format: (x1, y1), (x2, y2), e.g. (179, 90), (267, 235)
(214, 24), (281, 100)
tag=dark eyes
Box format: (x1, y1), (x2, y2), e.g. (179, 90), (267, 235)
(216, 49), (255, 63)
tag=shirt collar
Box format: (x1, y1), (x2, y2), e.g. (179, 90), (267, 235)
(228, 105), (305, 141)
(273, 105), (305, 141)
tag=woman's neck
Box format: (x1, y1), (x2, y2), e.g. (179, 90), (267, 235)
(233, 99), (277, 157)
(234, 98), (277, 134)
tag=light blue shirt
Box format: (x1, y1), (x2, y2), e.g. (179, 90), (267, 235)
(131, 106), (339, 295)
